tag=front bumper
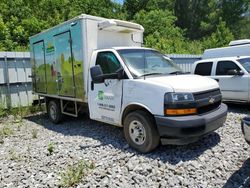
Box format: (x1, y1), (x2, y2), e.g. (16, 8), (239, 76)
(155, 103), (228, 145)
(241, 117), (250, 145)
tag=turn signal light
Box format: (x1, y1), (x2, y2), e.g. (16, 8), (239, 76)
(165, 108), (197, 115)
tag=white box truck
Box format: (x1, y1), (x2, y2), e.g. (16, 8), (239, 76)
(202, 39), (250, 59)
(30, 14), (227, 152)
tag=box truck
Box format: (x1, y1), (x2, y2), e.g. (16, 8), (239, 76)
(30, 14), (227, 152)
(202, 39), (250, 59)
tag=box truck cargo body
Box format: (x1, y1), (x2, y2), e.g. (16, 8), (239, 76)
(30, 14), (143, 102)
(202, 39), (250, 59)
(30, 14), (227, 152)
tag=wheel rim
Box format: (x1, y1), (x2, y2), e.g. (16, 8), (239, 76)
(129, 120), (146, 145)
(49, 104), (57, 120)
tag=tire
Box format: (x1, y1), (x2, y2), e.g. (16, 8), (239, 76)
(124, 110), (160, 153)
(47, 100), (63, 124)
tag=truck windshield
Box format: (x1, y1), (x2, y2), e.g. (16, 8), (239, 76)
(117, 49), (181, 78)
(237, 58), (250, 73)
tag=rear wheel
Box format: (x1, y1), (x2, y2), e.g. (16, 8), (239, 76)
(47, 100), (63, 124)
(124, 110), (160, 153)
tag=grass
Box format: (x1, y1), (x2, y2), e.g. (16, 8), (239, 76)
(0, 124), (14, 144)
(31, 129), (38, 139)
(47, 142), (54, 155)
(9, 149), (21, 161)
(60, 160), (95, 187)
(0, 104), (45, 120)
(0, 101), (7, 118)
(10, 104), (45, 118)
(1, 125), (13, 137)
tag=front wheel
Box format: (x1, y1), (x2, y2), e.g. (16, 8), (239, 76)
(124, 110), (160, 153)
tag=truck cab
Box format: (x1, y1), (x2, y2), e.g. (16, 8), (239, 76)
(88, 47), (227, 152)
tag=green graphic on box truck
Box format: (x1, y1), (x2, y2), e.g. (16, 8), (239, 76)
(30, 20), (84, 99)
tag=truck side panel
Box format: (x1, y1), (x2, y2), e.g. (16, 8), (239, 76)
(30, 19), (85, 100)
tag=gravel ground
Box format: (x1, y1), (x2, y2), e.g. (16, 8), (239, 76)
(0, 104), (249, 188)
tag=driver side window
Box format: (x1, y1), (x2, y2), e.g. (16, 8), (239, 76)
(216, 61), (241, 75)
(96, 51), (121, 74)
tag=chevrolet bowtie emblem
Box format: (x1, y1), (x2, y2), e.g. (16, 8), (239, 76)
(209, 97), (215, 104)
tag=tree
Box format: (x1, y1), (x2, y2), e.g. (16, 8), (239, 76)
(219, 0), (249, 37)
(202, 18), (234, 49)
(123, 0), (150, 20)
(174, 0), (220, 40)
(134, 9), (194, 54)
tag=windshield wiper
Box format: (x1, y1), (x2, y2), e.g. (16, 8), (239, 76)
(169, 71), (187, 75)
(138, 73), (163, 78)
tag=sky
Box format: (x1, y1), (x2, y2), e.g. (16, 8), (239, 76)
(112, 0), (124, 4)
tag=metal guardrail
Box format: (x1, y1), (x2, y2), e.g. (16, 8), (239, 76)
(0, 52), (200, 108)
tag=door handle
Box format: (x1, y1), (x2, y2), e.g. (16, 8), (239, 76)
(91, 81), (94, 91)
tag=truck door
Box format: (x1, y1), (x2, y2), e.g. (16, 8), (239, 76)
(54, 31), (75, 97)
(212, 60), (248, 101)
(88, 51), (123, 125)
(33, 41), (46, 93)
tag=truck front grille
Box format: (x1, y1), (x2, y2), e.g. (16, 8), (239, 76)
(197, 101), (221, 114)
(193, 89), (221, 100)
(194, 89), (222, 114)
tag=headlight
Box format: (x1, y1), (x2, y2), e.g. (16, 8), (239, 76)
(166, 93), (194, 103)
(164, 92), (196, 115)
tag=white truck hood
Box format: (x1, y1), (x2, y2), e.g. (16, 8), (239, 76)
(146, 74), (219, 93)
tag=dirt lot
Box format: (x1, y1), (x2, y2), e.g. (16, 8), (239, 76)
(0, 104), (249, 188)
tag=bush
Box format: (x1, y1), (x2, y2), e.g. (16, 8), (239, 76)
(60, 160), (95, 187)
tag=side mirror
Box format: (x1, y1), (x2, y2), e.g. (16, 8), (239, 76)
(116, 68), (125, 80)
(238, 70), (244, 76)
(227, 69), (244, 76)
(90, 65), (104, 83)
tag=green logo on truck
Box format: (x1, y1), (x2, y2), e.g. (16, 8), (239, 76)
(98, 91), (104, 100)
(46, 42), (55, 53)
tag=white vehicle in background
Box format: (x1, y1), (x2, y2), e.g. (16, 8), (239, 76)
(193, 39), (250, 103)
(193, 56), (250, 102)
(203, 39), (250, 59)
(30, 14), (227, 153)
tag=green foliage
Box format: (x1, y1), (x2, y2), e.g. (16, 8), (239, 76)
(0, 100), (7, 118)
(9, 148), (21, 161)
(238, 16), (250, 39)
(134, 10), (186, 53)
(31, 129), (38, 139)
(9, 104), (45, 119)
(202, 19), (234, 49)
(0, 0), (249, 53)
(219, 0), (249, 37)
(60, 160), (95, 187)
(47, 142), (54, 155)
(0, 125), (13, 137)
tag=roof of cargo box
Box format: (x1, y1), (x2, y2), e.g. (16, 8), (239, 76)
(229, 39), (250, 46)
(30, 14), (144, 39)
(197, 56), (250, 62)
(98, 19), (144, 32)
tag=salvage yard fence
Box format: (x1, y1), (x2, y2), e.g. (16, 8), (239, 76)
(0, 52), (201, 108)
(168, 54), (202, 72)
(0, 52), (33, 108)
